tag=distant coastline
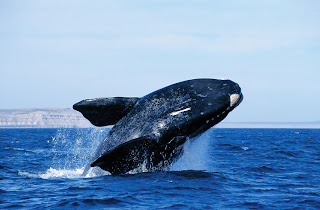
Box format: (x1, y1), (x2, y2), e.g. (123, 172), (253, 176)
(0, 108), (319, 129)
(0, 108), (93, 128)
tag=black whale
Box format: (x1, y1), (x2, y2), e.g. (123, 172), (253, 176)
(74, 79), (243, 175)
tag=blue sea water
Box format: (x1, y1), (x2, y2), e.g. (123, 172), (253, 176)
(0, 128), (319, 209)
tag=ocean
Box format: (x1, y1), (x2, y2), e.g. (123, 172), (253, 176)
(0, 128), (319, 209)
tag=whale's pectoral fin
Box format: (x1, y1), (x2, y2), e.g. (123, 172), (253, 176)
(73, 97), (140, 126)
(91, 135), (159, 174)
(91, 135), (188, 175)
(162, 136), (187, 163)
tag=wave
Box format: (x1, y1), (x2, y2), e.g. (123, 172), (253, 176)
(54, 197), (127, 208)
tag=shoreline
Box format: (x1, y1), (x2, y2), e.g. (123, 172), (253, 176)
(0, 108), (319, 129)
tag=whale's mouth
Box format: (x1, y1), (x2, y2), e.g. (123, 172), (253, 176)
(189, 91), (243, 139)
(210, 91), (243, 123)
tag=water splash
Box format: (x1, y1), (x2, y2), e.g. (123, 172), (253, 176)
(22, 128), (111, 179)
(19, 127), (215, 179)
(50, 128), (109, 169)
(19, 168), (84, 179)
(19, 167), (110, 179)
(170, 129), (213, 171)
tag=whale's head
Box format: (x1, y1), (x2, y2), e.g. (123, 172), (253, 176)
(192, 78), (243, 118)
(156, 78), (243, 138)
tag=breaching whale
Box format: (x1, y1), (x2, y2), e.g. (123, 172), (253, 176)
(74, 79), (243, 175)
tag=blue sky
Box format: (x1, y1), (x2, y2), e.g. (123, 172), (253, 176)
(1, 0), (319, 122)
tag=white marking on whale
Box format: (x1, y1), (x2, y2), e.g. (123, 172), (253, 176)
(170, 108), (191, 116)
(230, 93), (241, 107)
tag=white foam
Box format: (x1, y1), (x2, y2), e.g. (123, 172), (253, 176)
(84, 167), (111, 177)
(39, 167), (84, 179)
(19, 167), (110, 179)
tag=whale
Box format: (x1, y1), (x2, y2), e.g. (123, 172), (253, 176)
(73, 78), (243, 175)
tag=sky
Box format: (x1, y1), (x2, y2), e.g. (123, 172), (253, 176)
(0, 0), (319, 122)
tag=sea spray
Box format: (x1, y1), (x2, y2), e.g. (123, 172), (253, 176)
(44, 128), (110, 178)
(170, 129), (213, 171)
(34, 127), (215, 178)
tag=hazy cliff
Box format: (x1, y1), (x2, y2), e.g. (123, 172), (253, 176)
(0, 108), (93, 128)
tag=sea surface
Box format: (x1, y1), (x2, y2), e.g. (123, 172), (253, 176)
(0, 128), (319, 209)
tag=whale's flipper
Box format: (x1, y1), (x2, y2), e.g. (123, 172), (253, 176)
(73, 97), (140, 126)
(91, 135), (187, 174)
(91, 136), (158, 174)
